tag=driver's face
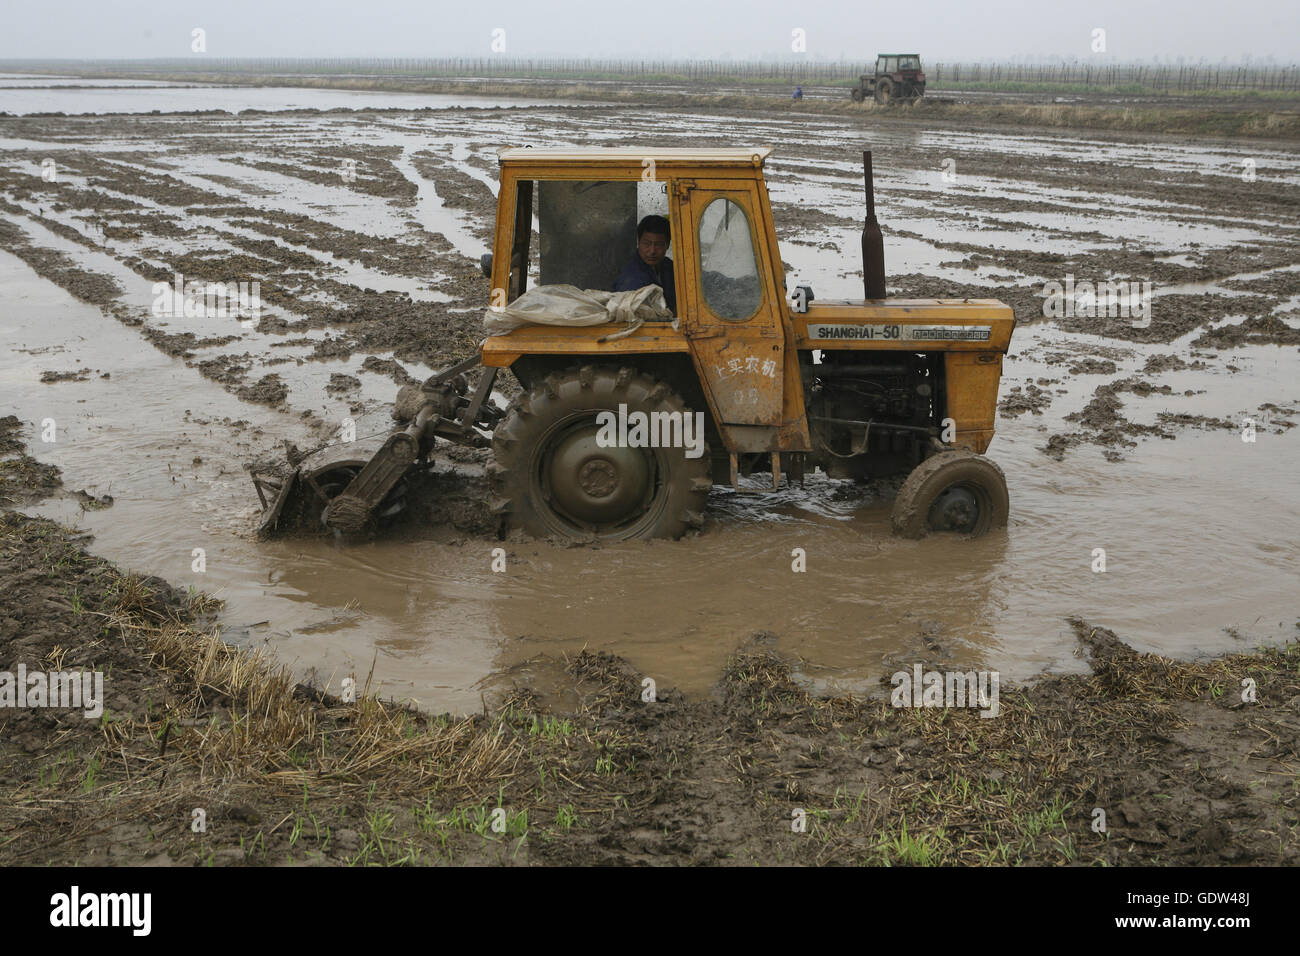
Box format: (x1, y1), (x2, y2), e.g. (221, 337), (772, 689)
(637, 231), (669, 267)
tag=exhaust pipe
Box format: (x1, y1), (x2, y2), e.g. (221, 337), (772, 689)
(861, 149), (886, 300)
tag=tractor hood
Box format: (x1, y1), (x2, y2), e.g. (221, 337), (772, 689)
(792, 299), (1015, 352)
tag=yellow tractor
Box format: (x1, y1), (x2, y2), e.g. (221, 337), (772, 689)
(252, 147), (1015, 541)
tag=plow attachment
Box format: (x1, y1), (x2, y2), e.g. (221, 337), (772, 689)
(250, 356), (502, 537)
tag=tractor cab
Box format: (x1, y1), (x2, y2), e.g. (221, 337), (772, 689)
(482, 148), (807, 458)
(877, 54), (923, 77)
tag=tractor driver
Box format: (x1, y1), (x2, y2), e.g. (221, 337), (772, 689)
(613, 214), (676, 315)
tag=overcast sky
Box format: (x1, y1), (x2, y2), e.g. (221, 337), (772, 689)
(1, 0), (1296, 62)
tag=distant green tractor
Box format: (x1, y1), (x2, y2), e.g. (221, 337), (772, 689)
(850, 54), (926, 105)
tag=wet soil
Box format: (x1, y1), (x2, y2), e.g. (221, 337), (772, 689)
(225, 148), (417, 202)
(1192, 314), (1300, 348)
(1041, 372), (1295, 461)
(0, 417), (62, 505)
(410, 150), (497, 241)
(998, 383), (1054, 418)
(0, 215), (120, 305)
(359, 355), (418, 386)
(39, 368), (92, 383)
(325, 372), (361, 394)
(236, 373), (289, 407)
(142, 328), (241, 359)
(1143, 353), (1208, 374)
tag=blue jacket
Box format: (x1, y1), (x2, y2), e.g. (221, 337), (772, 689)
(613, 255), (676, 314)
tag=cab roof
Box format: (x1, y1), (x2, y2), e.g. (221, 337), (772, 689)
(496, 147), (773, 168)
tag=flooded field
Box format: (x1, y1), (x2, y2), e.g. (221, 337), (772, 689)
(2, 90), (1297, 716)
(0, 73), (588, 114)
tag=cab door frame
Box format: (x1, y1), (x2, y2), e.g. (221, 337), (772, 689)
(674, 178), (786, 430)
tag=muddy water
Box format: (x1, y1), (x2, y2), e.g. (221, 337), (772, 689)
(489, 419), (1298, 698)
(7, 248), (1297, 713)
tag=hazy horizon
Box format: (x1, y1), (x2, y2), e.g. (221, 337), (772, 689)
(1, 0), (1297, 63)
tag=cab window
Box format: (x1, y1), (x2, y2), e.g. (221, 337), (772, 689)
(697, 197), (761, 321)
(506, 178), (671, 301)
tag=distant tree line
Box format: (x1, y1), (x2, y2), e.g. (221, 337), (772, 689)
(2, 58), (1297, 92)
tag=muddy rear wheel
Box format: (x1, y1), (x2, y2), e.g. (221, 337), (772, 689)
(490, 365), (712, 541)
(890, 451), (1009, 538)
(875, 80), (893, 105)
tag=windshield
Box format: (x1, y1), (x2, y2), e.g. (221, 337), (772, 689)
(508, 178), (672, 297)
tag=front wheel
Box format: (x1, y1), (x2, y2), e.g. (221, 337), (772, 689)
(490, 365), (712, 541)
(890, 451), (1009, 538)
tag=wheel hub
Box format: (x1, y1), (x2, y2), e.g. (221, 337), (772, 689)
(578, 459), (618, 498)
(927, 484), (979, 533)
(545, 424), (654, 527)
